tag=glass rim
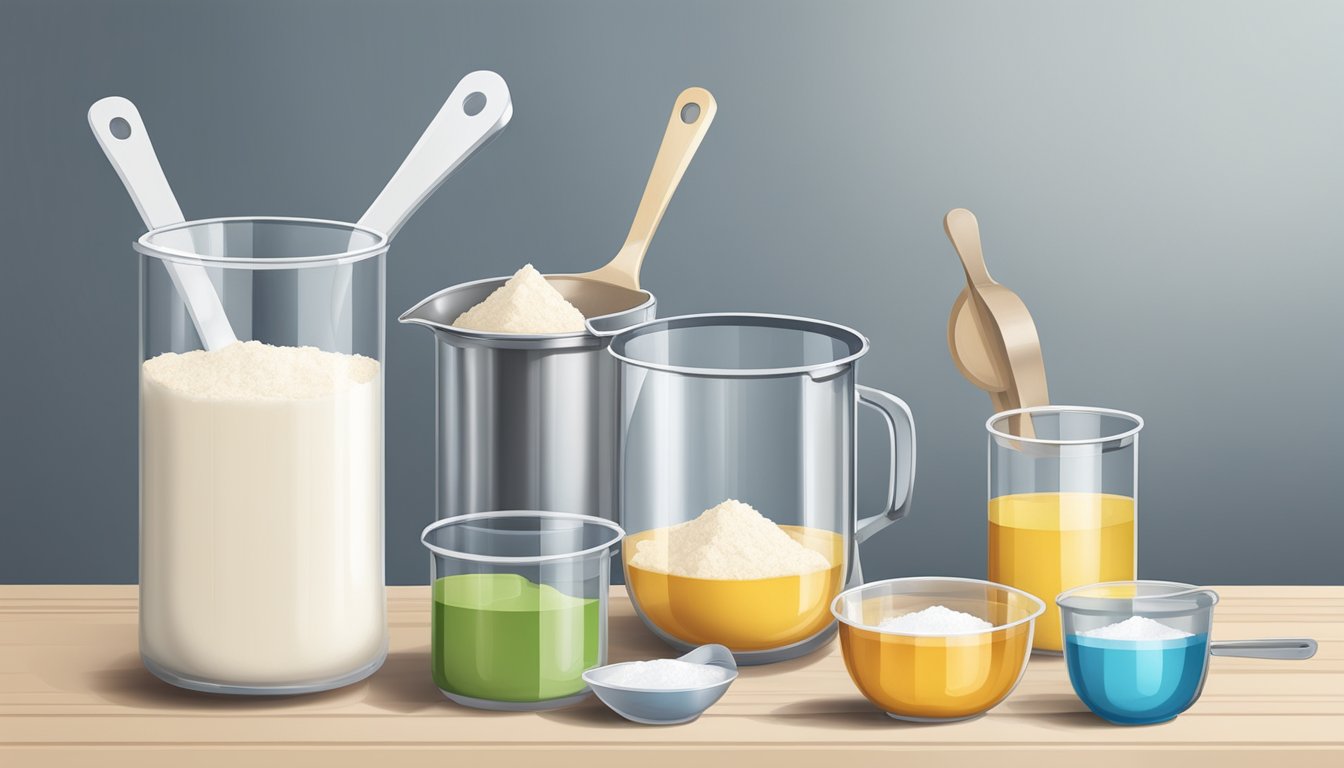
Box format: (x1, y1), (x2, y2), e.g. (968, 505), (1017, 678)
(1056, 579), (1220, 610)
(134, 216), (390, 268)
(986, 405), (1144, 446)
(830, 576), (1046, 637)
(608, 312), (870, 378)
(419, 510), (625, 564)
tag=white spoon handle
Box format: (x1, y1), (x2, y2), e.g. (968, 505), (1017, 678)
(359, 70), (513, 238)
(89, 97), (237, 351)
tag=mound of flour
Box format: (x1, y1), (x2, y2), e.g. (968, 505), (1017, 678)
(629, 499), (832, 580)
(878, 605), (993, 634)
(141, 340), (379, 399)
(452, 264), (587, 334)
(1080, 616), (1193, 641)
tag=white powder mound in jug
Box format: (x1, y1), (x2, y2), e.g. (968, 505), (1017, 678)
(878, 605), (994, 634)
(1080, 616), (1194, 642)
(452, 263), (587, 334)
(597, 659), (732, 689)
(628, 499), (832, 580)
(140, 341), (385, 687)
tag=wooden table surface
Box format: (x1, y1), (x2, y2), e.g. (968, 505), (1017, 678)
(1, 585), (1339, 766)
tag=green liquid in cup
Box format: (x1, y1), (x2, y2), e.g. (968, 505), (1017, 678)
(432, 573), (599, 703)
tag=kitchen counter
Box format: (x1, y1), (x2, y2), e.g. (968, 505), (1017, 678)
(1, 585), (1339, 766)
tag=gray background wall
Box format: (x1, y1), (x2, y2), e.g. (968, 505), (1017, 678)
(2, 0), (1340, 585)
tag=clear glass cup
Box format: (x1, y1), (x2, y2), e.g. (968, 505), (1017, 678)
(987, 406), (1143, 653)
(420, 511), (625, 711)
(136, 217), (388, 694)
(831, 577), (1044, 722)
(610, 313), (916, 665)
(1057, 580), (1216, 725)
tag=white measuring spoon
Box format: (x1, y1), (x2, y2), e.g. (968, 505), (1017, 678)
(313, 71), (513, 349)
(89, 97), (238, 351)
(360, 70), (513, 239)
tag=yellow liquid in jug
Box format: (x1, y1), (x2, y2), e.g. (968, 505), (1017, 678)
(988, 493), (1135, 652)
(624, 526), (845, 652)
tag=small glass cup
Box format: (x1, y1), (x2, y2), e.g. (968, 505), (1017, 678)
(420, 511), (624, 711)
(987, 406), (1143, 653)
(831, 577), (1044, 722)
(1057, 580), (1215, 725)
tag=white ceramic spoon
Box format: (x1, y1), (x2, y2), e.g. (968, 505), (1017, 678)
(89, 97), (238, 351)
(314, 71), (513, 349)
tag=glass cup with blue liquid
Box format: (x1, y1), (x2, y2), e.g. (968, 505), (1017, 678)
(1058, 581), (1317, 725)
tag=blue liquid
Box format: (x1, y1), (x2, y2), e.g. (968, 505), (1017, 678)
(1065, 633), (1209, 725)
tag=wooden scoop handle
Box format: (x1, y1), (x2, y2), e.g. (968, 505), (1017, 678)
(944, 208), (1049, 436)
(588, 87), (717, 291)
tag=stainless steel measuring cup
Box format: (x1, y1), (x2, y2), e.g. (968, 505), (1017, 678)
(400, 283), (656, 529)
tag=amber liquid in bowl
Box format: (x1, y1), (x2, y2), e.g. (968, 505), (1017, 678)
(623, 526), (845, 651)
(838, 597), (1035, 721)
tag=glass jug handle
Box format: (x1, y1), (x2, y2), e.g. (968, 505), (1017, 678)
(855, 385), (917, 544)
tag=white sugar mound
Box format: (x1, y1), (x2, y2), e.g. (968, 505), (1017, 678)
(597, 659), (732, 689)
(1080, 616), (1193, 642)
(878, 605), (993, 634)
(141, 341), (379, 400)
(629, 499), (832, 580)
(452, 264), (587, 334)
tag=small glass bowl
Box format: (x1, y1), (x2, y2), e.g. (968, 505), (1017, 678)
(831, 577), (1044, 722)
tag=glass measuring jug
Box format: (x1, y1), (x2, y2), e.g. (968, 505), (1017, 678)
(987, 406), (1143, 653)
(610, 313), (916, 664)
(421, 512), (624, 711)
(137, 217), (388, 694)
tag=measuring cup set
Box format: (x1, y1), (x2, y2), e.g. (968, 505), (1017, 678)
(93, 71), (1314, 725)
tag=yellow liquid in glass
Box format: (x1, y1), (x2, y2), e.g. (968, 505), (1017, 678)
(624, 526), (845, 651)
(988, 492), (1135, 652)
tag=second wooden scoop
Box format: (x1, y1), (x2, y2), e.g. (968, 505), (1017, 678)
(944, 208), (1049, 434)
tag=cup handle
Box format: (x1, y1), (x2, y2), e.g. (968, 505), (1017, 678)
(854, 385), (916, 544)
(1210, 638), (1317, 660)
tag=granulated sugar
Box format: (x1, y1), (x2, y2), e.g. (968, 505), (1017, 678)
(596, 659), (732, 689)
(878, 605), (993, 634)
(628, 499), (832, 580)
(452, 264), (587, 333)
(1080, 616), (1193, 641)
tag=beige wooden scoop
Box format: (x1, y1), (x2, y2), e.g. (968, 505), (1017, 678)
(548, 87), (716, 316)
(944, 208), (1048, 436)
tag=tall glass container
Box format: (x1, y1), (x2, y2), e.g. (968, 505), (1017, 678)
(136, 216), (388, 694)
(610, 313), (916, 665)
(987, 405), (1143, 653)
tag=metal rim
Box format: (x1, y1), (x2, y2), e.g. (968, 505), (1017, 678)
(399, 274), (656, 343)
(985, 405), (1144, 446)
(830, 576), (1046, 637)
(1055, 580), (1220, 610)
(134, 216), (389, 267)
(608, 312), (870, 378)
(419, 510), (625, 564)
